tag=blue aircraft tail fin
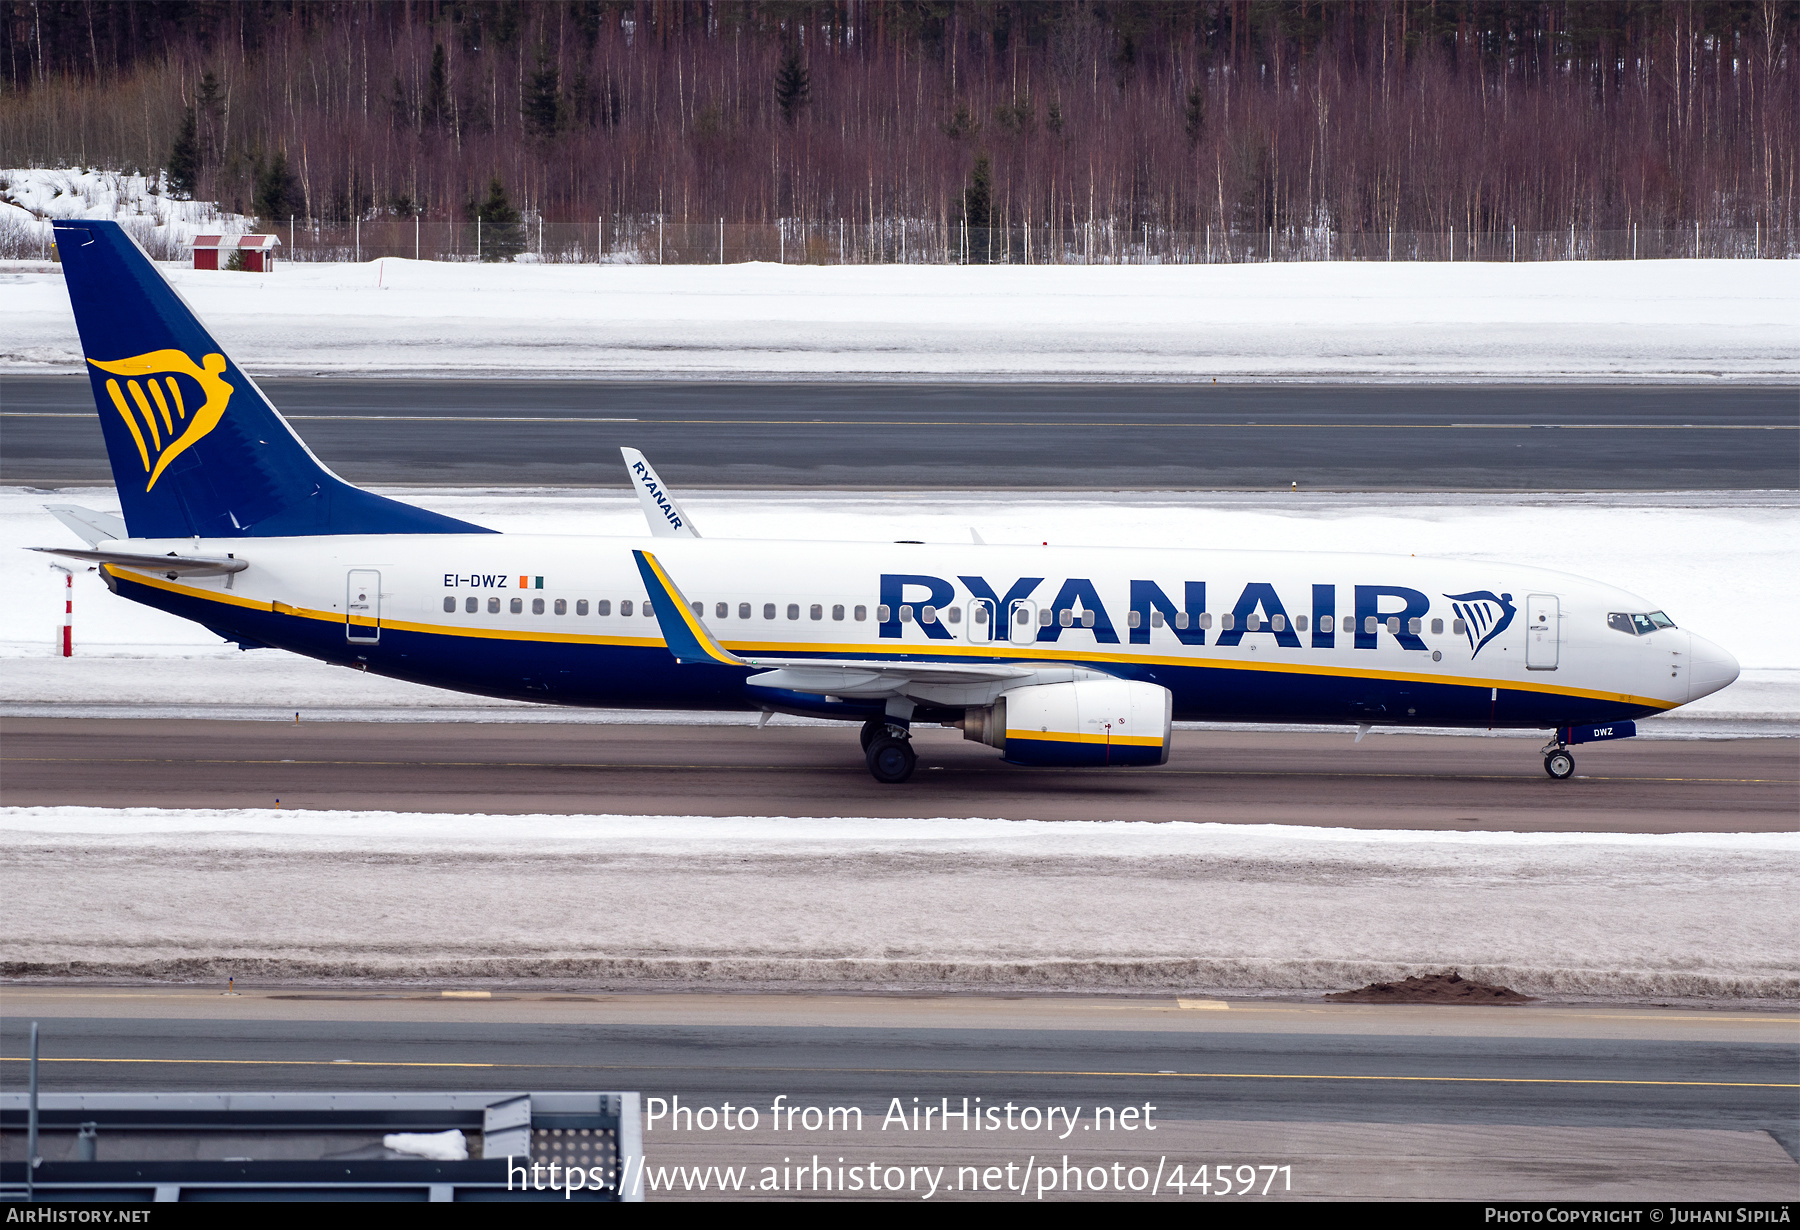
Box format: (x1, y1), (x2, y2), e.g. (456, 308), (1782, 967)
(53, 219), (492, 539)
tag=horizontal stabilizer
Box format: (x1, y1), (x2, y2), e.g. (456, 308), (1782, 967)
(31, 546), (248, 578)
(44, 504), (129, 547)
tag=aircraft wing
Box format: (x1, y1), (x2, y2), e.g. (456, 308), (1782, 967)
(30, 547), (248, 578)
(633, 549), (1110, 702)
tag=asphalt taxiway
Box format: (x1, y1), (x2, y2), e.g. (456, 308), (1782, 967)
(2, 718), (1792, 833)
(5, 379), (1794, 490)
(1, 992), (1794, 1200)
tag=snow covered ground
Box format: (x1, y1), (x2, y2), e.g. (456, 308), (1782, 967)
(3, 486), (1794, 731)
(4, 252), (1795, 380)
(3, 807), (1791, 1000)
(0, 167), (251, 265)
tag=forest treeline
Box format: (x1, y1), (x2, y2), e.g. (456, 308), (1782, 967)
(3, 1), (1795, 238)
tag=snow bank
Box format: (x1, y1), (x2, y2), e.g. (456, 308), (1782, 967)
(0, 167), (251, 263)
(5, 487), (1794, 728)
(4, 252), (1794, 380)
(3, 807), (1792, 1001)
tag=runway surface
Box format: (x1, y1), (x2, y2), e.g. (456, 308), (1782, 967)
(5, 378), (1795, 490)
(2, 718), (1793, 833)
(2, 993), (1794, 1199)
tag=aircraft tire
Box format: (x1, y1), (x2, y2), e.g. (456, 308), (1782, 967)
(866, 736), (917, 784)
(1544, 749), (1575, 780)
(859, 719), (885, 752)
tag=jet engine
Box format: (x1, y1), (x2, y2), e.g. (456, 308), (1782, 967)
(961, 679), (1172, 767)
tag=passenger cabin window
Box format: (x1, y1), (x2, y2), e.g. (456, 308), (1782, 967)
(444, 597), (456, 613)
(1408, 617), (1421, 634)
(1295, 615), (1308, 632)
(532, 598), (545, 615)
(621, 600), (633, 617)
(1220, 613), (1235, 631)
(645, 602), (655, 617)
(489, 597), (500, 614)
(947, 607), (961, 624)
(900, 605), (914, 622)
(810, 603), (823, 621)
(788, 603), (801, 620)
(921, 605), (936, 624)
(739, 603), (751, 620)
(1173, 612), (1187, 630)
(555, 599), (567, 615)
(853, 605), (866, 621)
(510, 598), (523, 614)
(1245, 613), (1261, 631)
(1128, 611), (1143, 629)
(1150, 610), (1164, 628)
(1081, 610), (1095, 628)
(596, 600), (611, 616)
(716, 602), (728, 619)
(1319, 615), (1333, 633)
(1199, 613), (1213, 630)
(1430, 618), (1443, 634)
(764, 603), (777, 620)
(577, 600), (589, 616)
(1452, 617), (1465, 634)
(1271, 614), (1286, 632)
(876, 605), (891, 622)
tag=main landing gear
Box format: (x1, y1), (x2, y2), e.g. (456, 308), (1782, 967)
(861, 719), (917, 784)
(1540, 737), (1575, 781)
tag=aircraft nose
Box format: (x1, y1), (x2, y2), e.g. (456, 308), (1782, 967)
(1687, 633), (1740, 702)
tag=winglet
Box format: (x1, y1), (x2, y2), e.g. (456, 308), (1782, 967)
(622, 447), (700, 538)
(633, 550), (744, 666)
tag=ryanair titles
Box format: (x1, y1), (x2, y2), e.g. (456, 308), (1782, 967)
(878, 573), (1442, 651)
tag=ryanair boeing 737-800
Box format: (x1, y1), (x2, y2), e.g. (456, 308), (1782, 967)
(35, 220), (1739, 783)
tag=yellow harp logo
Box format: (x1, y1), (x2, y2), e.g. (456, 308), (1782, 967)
(88, 350), (234, 491)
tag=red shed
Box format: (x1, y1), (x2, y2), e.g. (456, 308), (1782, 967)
(191, 233), (280, 272)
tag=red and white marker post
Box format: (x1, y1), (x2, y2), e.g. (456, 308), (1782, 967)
(49, 564), (72, 656)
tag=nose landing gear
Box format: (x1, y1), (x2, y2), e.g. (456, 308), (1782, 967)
(1540, 737), (1575, 780)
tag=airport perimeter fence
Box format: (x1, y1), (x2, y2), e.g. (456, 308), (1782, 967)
(4, 212), (1792, 264)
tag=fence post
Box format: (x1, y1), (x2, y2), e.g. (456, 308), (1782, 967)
(779, 223), (784, 265)
(415, 214), (420, 261)
(355, 216), (360, 263)
(1511, 224), (1516, 262)
(290, 214), (295, 257)
(719, 217), (724, 265)
(1695, 218), (1700, 257)
(477, 216), (481, 261)
(659, 217), (664, 264)
(1449, 224), (1454, 262)
(840, 218), (846, 264)
(538, 216), (543, 256)
(1755, 220), (1759, 258)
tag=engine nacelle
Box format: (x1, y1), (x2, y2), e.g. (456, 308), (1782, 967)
(963, 679), (1172, 768)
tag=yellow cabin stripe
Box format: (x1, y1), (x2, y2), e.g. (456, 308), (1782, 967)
(106, 568), (1679, 711)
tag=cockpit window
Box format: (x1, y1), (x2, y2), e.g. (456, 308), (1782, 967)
(1608, 611), (1676, 636)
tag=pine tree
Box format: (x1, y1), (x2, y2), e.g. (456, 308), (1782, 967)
(196, 70), (224, 161)
(167, 107), (200, 199)
(963, 153), (994, 263)
(1184, 84), (1205, 143)
(472, 177), (524, 261)
(774, 43), (809, 125)
(523, 52), (562, 139)
(424, 44), (449, 128)
(253, 151), (300, 222)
